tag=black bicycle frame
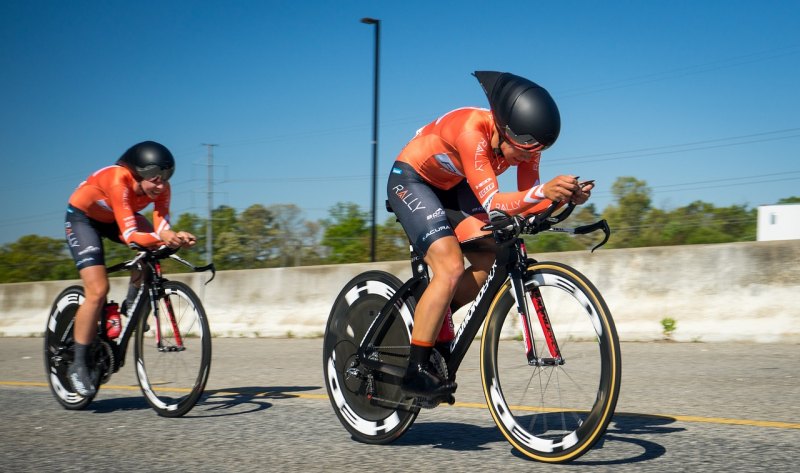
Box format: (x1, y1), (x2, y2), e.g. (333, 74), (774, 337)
(102, 255), (159, 369)
(357, 202), (609, 383)
(356, 232), (530, 379)
(102, 249), (214, 368)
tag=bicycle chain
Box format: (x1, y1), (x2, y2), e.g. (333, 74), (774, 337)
(360, 348), (451, 410)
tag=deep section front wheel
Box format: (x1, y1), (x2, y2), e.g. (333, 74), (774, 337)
(480, 261), (621, 463)
(44, 285), (96, 409)
(134, 280), (211, 417)
(323, 270), (419, 444)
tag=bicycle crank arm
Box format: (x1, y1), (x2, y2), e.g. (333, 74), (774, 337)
(368, 393), (455, 410)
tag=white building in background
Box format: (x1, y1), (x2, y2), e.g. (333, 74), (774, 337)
(757, 204), (800, 241)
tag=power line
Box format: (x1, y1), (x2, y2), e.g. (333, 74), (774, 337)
(557, 128), (800, 165)
(590, 170), (800, 197)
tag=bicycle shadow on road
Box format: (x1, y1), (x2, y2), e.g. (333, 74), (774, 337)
(395, 413), (683, 464)
(187, 385), (322, 418)
(542, 413), (686, 465)
(84, 395), (150, 414)
(394, 421), (505, 451)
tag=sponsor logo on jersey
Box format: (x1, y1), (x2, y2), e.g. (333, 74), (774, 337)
(473, 138), (489, 171)
(426, 208), (446, 220)
(78, 246), (100, 256)
(478, 182), (496, 198)
(392, 185), (426, 212)
(97, 199), (113, 212)
(495, 200), (522, 211)
(422, 225), (449, 241)
(475, 178), (492, 189)
(66, 225), (79, 247)
(434, 154), (464, 177)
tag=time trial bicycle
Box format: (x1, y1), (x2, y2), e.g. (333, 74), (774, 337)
(323, 202), (620, 463)
(44, 245), (215, 417)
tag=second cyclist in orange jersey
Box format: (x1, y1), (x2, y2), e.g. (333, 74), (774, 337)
(64, 141), (196, 397)
(387, 71), (594, 400)
(69, 164), (172, 249)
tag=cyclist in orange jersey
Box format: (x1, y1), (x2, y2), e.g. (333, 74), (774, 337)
(64, 141), (197, 396)
(387, 72), (594, 399)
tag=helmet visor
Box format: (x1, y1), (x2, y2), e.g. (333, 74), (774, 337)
(137, 164), (174, 182)
(503, 125), (547, 152)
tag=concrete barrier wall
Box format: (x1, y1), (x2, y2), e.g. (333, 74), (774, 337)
(1, 240), (798, 342)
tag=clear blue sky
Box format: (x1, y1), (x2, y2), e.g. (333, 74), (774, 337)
(2, 0), (798, 244)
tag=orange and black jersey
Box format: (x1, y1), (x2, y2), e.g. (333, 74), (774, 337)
(395, 107), (551, 215)
(68, 165), (171, 247)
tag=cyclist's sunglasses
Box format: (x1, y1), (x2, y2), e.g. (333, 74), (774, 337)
(503, 125), (547, 152)
(138, 165), (174, 182)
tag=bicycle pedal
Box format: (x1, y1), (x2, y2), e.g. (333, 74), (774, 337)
(414, 392), (456, 409)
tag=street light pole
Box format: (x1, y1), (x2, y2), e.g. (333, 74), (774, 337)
(361, 17), (380, 263)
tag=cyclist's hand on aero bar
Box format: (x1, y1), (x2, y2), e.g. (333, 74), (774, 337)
(542, 175), (582, 203)
(571, 179), (595, 205)
(175, 231), (197, 248)
(159, 229), (197, 249)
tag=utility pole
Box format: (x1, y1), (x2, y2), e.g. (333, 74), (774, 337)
(202, 143), (218, 265)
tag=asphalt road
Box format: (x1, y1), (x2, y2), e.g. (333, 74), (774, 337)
(1, 338), (798, 472)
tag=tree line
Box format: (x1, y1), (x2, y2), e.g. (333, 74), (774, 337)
(1, 177), (797, 283)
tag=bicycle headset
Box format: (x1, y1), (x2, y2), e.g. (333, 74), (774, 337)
(116, 141), (176, 182)
(473, 71), (561, 152)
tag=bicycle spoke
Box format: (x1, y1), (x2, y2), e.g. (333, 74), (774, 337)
(481, 263), (620, 462)
(135, 281), (211, 417)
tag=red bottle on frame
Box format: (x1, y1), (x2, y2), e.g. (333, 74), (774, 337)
(105, 301), (122, 339)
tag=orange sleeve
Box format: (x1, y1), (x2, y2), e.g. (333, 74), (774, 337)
(455, 132), (552, 216)
(151, 186), (172, 236)
(108, 181), (163, 248)
(515, 153), (555, 215)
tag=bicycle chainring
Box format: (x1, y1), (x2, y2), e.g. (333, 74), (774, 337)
(430, 349), (448, 381)
(93, 340), (116, 384)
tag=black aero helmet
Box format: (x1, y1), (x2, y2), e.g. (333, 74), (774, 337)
(116, 141), (175, 181)
(473, 71), (561, 150)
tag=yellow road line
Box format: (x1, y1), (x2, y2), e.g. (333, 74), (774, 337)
(4, 381), (798, 430)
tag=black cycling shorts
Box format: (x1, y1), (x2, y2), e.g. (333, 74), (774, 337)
(386, 161), (491, 256)
(64, 205), (123, 270)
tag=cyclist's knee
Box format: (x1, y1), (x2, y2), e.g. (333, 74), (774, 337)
(84, 281), (109, 304)
(79, 266), (109, 302)
(442, 257), (466, 282)
(430, 256), (466, 289)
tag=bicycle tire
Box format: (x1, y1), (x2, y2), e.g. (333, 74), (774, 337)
(134, 280), (211, 417)
(43, 285), (96, 409)
(480, 261), (621, 463)
(323, 270), (420, 444)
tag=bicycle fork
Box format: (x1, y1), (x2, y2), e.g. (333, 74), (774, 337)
(150, 262), (185, 352)
(509, 247), (564, 367)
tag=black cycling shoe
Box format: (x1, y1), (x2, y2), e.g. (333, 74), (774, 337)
(67, 363), (98, 397)
(402, 362), (457, 400)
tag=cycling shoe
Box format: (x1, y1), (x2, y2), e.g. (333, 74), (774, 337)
(67, 363), (98, 397)
(402, 362), (457, 399)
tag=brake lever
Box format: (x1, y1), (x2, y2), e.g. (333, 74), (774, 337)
(573, 220), (611, 252)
